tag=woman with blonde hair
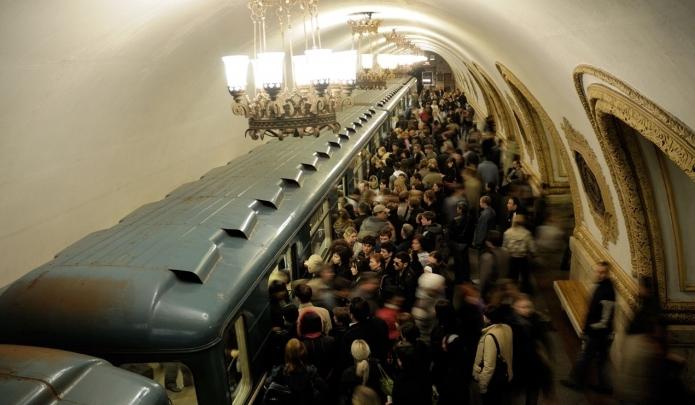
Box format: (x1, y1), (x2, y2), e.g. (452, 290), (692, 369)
(340, 339), (385, 404)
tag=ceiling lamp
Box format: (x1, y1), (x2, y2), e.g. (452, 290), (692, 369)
(222, 0), (353, 141)
(348, 12), (388, 90)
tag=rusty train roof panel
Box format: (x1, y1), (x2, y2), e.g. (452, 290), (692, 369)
(0, 345), (168, 404)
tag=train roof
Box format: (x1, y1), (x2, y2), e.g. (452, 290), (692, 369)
(0, 345), (168, 404)
(0, 78), (417, 354)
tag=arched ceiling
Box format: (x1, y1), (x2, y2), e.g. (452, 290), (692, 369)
(1, 0), (694, 286)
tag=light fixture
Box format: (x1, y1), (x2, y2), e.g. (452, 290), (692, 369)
(348, 12), (388, 90)
(222, 0), (353, 140)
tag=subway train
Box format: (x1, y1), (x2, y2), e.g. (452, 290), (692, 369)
(0, 77), (418, 404)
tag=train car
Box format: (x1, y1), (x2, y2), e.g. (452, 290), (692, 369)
(0, 345), (168, 405)
(0, 78), (417, 404)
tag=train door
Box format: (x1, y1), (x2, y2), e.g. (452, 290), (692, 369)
(224, 316), (252, 405)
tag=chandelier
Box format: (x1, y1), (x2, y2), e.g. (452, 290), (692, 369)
(222, 0), (355, 140)
(382, 29), (428, 74)
(349, 12), (388, 90)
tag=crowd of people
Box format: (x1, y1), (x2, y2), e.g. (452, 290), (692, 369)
(262, 87), (557, 405)
(260, 87), (687, 405)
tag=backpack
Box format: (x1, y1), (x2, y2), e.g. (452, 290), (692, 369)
(479, 333), (509, 390)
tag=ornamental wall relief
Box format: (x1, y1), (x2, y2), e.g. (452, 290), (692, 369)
(574, 65), (695, 320)
(495, 62), (570, 196)
(561, 118), (618, 246)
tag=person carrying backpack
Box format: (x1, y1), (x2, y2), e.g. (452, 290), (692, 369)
(473, 305), (513, 405)
(263, 338), (327, 405)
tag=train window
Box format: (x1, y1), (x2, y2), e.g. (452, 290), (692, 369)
(267, 245), (294, 286)
(309, 200), (332, 258)
(226, 316), (252, 405)
(120, 362), (198, 405)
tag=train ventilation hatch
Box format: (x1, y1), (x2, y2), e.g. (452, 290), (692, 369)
(254, 185), (284, 209)
(167, 241), (220, 284)
(219, 211), (258, 239)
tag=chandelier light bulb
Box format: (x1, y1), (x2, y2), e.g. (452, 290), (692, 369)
(331, 50), (357, 84)
(361, 53), (374, 70)
(253, 52), (285, 90)
(222, 55), (249, 92)
(305, 48), (333, 86)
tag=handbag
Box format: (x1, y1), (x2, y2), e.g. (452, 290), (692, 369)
(376, 362), (394, 397)
(262, 381), (292, 404)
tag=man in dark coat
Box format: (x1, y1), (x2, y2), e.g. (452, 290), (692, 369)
(473, 195), (496, 250)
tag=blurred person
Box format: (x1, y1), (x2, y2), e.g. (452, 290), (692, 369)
(502, 215), (536, 295)
(615, 276), (667, 405)
(341, 297), (390, 368)
(307, 264), (337, 311)
(299, 311), (337, 378)
(358, 204), (395, 239)
(304, 254), (324, 280)
(509, 294), (553, 405)
(334, 208), (355, 240)
(397, 223), (415, 253)
(417, 211), (443, 252)
(477, 156), (499, 188)
(479, 230), (510, 303)
(340, 340), (386, 404)
(375, 290), (404, 342)
(473, 196), (497, 250)
(431, 300), (469, 405)
(295, 283), (333, 336)
(351, 386), (381, 405)
(391, 342), (433, 405)
(412, 272), (446, 344)
(562, 261), (615, 393)
(448, 199), (473, 282)
(264, 338), (328, 405)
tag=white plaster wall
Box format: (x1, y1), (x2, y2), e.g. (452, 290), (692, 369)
(0, 0), (258, 286)
(1, 0), (694, 288)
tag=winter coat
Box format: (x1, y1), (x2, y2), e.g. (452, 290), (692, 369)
(472, 323), (513, 394)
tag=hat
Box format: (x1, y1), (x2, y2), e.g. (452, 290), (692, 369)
(373, 204), (389, 215)
(304, 254), (324, 274)
(418, 272), (445, 291)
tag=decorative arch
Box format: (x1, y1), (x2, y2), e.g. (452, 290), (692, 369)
(496, 62), (570, 195)
(561, 118), (618, 246)
(574, 65), (695, 321)
(466, 62), (517, 144)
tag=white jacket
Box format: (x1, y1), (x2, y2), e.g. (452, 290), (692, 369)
(472, 323), (513, 393)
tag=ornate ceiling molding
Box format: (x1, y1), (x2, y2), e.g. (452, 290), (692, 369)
(495, 62), (570, 195)
(573, 65), (695, 180)
(574, 64), (695, 319)
(561, 118), (618, 246)
(468, 62), (517, 143)
(506, 94), (536, 162)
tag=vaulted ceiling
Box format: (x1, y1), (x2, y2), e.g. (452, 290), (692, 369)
(1, 0), (694, 286)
